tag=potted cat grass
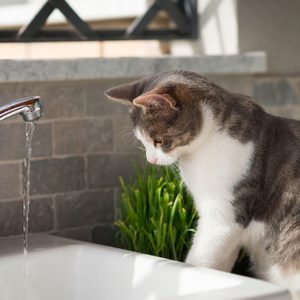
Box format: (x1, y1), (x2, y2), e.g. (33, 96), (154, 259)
(115, 163), (198, 261)
(115, 162), (250, 275)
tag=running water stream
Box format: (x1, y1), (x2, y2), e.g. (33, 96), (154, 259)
(23, 121), (36, 299)
(23, 121), (36, 255)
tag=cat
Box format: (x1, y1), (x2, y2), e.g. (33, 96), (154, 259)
(105, 70), (300, 299)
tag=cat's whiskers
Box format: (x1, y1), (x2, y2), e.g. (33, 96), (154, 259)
(168, 163), (181, 180)
(114, 126), (133, 139)
(138, 146), (146, 152)
(177, 159), (185, 170)
(116, 134), (136, 148)
(114, 127), (136, 148)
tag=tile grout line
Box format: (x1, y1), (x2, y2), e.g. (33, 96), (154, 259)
(50, 121), (55, 157)
(83, 154), (89, 191)
(52, 195), (58, 231)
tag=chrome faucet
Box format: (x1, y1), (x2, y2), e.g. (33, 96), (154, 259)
(0, 96), (43, 122)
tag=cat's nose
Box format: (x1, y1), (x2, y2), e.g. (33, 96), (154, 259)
(149, 158), (158, 165)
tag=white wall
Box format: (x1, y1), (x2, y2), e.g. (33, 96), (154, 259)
(199, 0), (238, 55)
(238, 0), (300, 74)
(172, 0), (300, 74)
(171, 0), (239, 56)
(0, 0), (27, 4)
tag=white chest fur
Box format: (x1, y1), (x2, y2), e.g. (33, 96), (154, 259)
(180, 112), (255, 271)
(177, 104), (256, 271)
(179, 125), (254, 220)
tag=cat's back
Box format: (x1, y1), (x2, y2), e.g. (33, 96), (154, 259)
(260, 113), (300, 161)
(272, 113), (300, 136)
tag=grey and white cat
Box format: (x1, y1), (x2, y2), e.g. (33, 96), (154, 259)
(105, 70), (300, 299)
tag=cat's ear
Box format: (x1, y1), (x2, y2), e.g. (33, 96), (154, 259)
(104, 81), (138, 106)
(133, 93), (179, 113)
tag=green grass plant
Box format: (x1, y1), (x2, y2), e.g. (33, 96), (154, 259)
(115, 163), (198, 262)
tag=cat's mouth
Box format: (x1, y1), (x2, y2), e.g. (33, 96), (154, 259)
(146, 151), (177, 166)
(149, 158), (158, 165)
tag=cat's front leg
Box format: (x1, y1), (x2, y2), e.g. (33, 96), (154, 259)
(185, 218), (243, 272)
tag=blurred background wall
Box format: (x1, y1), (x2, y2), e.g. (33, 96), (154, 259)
(1, 0), (299, 74)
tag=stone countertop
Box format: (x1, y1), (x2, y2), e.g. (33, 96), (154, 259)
(0, 52), (267, 83)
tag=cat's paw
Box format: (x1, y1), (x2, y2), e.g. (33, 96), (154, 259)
(185, 251), (233, 272)
(185, 251), (203, 267)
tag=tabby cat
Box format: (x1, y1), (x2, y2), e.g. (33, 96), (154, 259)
(105, 70), (300, 299)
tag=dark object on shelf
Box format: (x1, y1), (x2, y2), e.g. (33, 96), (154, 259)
(0, 0), (198, 43)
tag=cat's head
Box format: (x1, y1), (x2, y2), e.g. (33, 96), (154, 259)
(105, 71), (211, 165)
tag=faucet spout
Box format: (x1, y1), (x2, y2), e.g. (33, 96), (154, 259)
(0, 96), (43, 122)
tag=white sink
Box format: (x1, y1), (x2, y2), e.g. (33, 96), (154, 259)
(0, 234), (291, 300)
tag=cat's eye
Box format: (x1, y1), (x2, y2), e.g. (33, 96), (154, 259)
(154, 140), (162, 147)
(162, 140), (172, 150)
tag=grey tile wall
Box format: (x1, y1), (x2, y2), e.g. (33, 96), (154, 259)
(0, 78), (140, 245)
(0, 75), (299, 246)
(0, 163), (21, 199)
